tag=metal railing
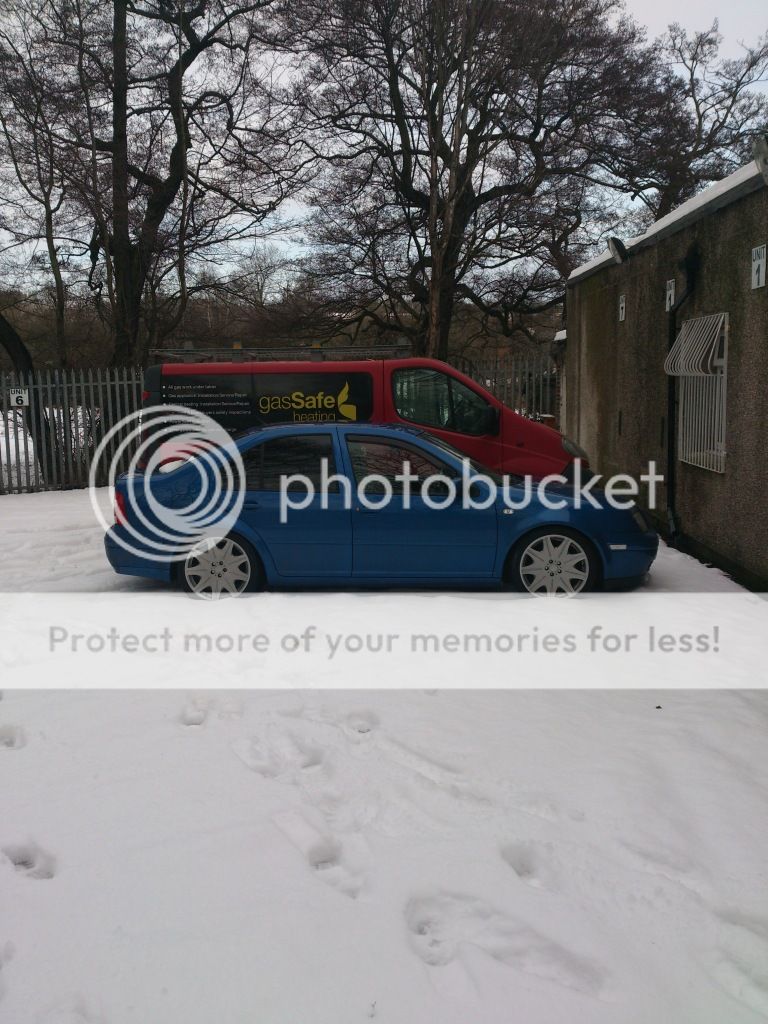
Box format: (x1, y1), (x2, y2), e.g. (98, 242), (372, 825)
(0, 368), (143, 494)
(451, 351), (559, 422)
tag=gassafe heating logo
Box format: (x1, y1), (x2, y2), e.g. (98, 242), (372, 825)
(88, 405), (246, 567)
(258, 381), (357, 422)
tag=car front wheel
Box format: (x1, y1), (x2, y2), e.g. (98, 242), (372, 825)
(508, 529), (598, 595)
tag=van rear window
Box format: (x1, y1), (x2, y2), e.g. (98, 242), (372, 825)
(158, 372), (374, 431)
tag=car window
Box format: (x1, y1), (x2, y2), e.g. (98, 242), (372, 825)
(346, 437), (452, 493)
(392, 368), (492, 436)
(243, 434), (338, 491)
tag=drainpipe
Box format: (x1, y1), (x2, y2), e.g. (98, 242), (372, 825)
(666, 243), (701, 545)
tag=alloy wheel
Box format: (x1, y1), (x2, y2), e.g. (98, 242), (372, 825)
(183, 537), (251, 598)
(518, 533), (590, 595)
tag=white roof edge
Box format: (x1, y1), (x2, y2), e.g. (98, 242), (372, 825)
(568, 161), (765, 285)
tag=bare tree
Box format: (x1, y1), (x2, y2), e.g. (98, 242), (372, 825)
(286, 0), (674, 357)
(623, 23), (768, 219)
(106, 0), (310, 363)
(0, 3), (88, 367)
(0, 0), (308, 366)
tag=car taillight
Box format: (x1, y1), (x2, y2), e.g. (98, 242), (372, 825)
(114, 490), (128, 527)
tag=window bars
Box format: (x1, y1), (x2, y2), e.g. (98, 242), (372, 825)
(664, 313), (728, 473)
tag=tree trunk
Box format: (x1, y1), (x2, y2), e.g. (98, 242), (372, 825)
(44, 207), (68, 368)
(0, 312), (35, 375)
(111, 0), (135, 366)
(425, 269), (442, 358)
(425, 226), (464, 360)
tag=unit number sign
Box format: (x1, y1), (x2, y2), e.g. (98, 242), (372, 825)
(753, 245), (766, 289)
(9, 387), (29, 407)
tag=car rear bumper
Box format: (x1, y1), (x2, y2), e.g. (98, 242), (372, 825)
(104, 527), (173, 582)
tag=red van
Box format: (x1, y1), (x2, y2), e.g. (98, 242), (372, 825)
(142, 357), (587, 478)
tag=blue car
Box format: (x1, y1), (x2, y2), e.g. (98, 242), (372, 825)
(104, 423), (658, 596)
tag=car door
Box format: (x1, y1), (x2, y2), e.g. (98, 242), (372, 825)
(240, 432), (351, 578)
(342, 435), (497, 579)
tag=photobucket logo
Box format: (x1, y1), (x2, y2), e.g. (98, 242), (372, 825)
(88, 405), (245, 564)
(279, 459), (664, 521)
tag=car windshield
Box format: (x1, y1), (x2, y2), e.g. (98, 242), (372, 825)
(416, 431), (519, 485)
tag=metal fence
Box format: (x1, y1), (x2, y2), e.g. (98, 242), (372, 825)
(0, 368), (143, 494)
(452, 351), (559, 422)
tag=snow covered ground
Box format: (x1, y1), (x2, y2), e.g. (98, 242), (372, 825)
(1, 491), (768, 1022)
(1, 688), (768, 1024)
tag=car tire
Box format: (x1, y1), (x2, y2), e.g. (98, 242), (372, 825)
(178, 534), (263, 598)
(507, 527), (599, 595)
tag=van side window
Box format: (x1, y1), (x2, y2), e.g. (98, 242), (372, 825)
(392, 368), (494, 436)
(243, 435), (338, 491)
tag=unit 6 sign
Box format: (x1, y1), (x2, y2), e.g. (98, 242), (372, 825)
(9, 387), (29, 408)
(753, 245), (766, 289)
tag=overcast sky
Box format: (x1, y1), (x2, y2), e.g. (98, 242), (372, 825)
(627, 0), (767, 54)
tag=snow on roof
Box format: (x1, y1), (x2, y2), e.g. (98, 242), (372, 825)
(568, 160), (766, 285)
(553, 329), (567, 342)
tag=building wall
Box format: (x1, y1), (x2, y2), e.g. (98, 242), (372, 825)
(566, 186), (768, 585)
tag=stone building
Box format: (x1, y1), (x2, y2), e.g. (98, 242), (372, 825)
(565, 159), (768, 587)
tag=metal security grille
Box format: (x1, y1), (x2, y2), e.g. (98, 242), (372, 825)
(0, 368), (143, 494)
(664, 314), (728, 474)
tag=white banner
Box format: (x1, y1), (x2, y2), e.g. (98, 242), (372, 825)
(2, 590), (766, 689)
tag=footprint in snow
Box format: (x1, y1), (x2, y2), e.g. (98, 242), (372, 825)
(345, 711), (379, 737)
(500, 841), (558, 891)
(0, 724), (26, 750)
(179, 700), (209, 726)
(233, 726), (326, 780)
(2, 841), (56, 880)
(706, 910), (768, 1017)
(405, 892), (604, 995)
(273, 810), (368, 899)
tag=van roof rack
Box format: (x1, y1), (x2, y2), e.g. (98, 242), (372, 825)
(149, 343), (414, 363)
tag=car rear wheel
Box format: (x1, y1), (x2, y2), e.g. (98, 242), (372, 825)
(180, 535), (261, 598)
(508, 528), (598, 595)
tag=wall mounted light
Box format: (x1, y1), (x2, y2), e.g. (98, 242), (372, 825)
(754, 135), (768, 186)
(608, 237), (629, 264)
